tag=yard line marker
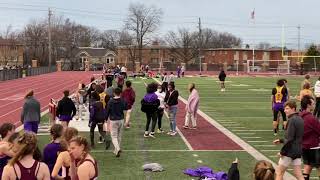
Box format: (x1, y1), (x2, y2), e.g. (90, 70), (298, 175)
(153, 78), (295, 179)
(254, 145), (276, 147)
(242, 137), (261, 139)
(37, 133), (50, 136)
(236, 132), (255, 135)
(261, 150), (279, 152)
(248, 141), (268, 143)
(233, 130), (271, 132)
(268, 155), (278, 158)
(231, 127), (246, 129)
(193, 154), (198, 157)
(197, 160), (203, 163)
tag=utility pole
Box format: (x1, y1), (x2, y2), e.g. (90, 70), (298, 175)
(297, 25), (301, 62)
(198, 17), (202, 75)
(48, 8), (52, 69)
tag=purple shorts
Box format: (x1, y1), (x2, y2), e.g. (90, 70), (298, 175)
(59, 115), (72, 122)
(24, 121), (39, 134)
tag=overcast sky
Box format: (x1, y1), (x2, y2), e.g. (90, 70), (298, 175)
(0, 0), (319, 49)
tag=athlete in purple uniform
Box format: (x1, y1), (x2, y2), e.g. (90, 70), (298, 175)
(271, 79), (288, 136)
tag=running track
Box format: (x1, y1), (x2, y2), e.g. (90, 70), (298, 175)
(0, 71), (95, 126)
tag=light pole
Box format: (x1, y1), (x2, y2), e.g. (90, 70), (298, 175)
(199, 56), (204, 75)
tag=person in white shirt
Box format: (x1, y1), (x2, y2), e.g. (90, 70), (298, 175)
(155, 84), (166, 133)
(313, 77), (320, 118)
(168, 72), (175, 83)
(121, 66), (127, 79)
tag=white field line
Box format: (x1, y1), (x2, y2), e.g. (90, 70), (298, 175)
(254, 145), (276, 147)
(248, 141), (269, 143)
(165, 80), (295, 179)
(90, 149), (246, 152)
(236, 132), (255, 135)
(243, 137), (261, 139)
(261, 150), (279, 152)
(233, 130), (272, 132)
(143, 80), (193, 151)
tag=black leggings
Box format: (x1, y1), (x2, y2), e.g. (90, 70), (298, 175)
(313, 97), (320, 118)
(157, 108), (164, 129)
(145, 112), (157, 133)
(273, 109), (286, 121)
(90, 121), (105, 146)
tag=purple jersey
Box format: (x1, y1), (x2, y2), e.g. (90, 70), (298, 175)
(43, 142), (61, 179)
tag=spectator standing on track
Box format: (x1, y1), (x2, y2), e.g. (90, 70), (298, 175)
(155, 83), (166, 133)
(87, 82), (97, 105)
(69, 136), (98, 180)
(273, 100), (304, 180)
(164, 82), (179, 136)
(176, 66), (181, 78)
(314, 77), (320, 118)
(2, 132), (50, 180)
(141, 83), (160, 138)
(218, 69), (226, 92)
(43, 124), (64, 180)
(21, 90), (41, 134)
(0, 123), (17, 178)
(121, 81), (136, 129)
(121, 66), (127, 79)
(183, 83), (200, 130)
(56, 90), (77, 130)
(51, 127), (78, 180)
(299, 95), (320, 180)
(106, 88), (128, 157)
(76, 83), (87, 121)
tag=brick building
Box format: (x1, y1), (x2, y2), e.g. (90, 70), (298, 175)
(0, 38), (24, 66)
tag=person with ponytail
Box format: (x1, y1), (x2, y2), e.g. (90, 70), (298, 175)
(69, 136), (98, 180)
(51, 127), (78, 180)
(43, 124), (64, 179)
(2, 132), (50, 180)
(0, 123), (17, 178)
(253, 160), (275, 180)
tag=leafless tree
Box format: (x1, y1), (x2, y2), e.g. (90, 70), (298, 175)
(125, 2), (163, 64)
(166, 28), (198, 64)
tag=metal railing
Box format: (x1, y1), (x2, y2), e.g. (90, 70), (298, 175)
(0, 66), (57, 81)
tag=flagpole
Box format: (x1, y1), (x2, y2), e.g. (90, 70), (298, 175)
(251, 9), (255, 72)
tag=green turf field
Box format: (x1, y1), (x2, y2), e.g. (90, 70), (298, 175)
(37, 76), (319, 179)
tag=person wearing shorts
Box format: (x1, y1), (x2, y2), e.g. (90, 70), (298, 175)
(299, 95), (320, 180)
(273, 100), (304, 180)
(271, 79), (288, 136)
(56, 90), (76, 130)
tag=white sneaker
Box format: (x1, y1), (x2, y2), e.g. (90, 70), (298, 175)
(170, 131), (177, 136)
(149, 133), (156, 138)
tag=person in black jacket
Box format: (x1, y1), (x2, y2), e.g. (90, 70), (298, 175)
(56, 90), (76, 130)
(164, 82), (179, 136)
(218, 69), (226, 92)
(141, 83), (160, 138)
(273, 100), (304, 180)
(89, 91), (109, 149)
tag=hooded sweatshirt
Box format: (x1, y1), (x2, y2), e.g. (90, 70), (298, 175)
(121, 87), (136, 109)
(106, 97), (128, 121)
(299, 111), (320, 149)
(141, 93), (160, 113)
(186, 89), (200, 115)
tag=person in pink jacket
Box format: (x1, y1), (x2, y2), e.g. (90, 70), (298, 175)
(183, 83), (199, 129)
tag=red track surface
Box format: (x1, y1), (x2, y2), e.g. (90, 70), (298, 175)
(176, 100), (242, 150)
(0, 71), (95, 126)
